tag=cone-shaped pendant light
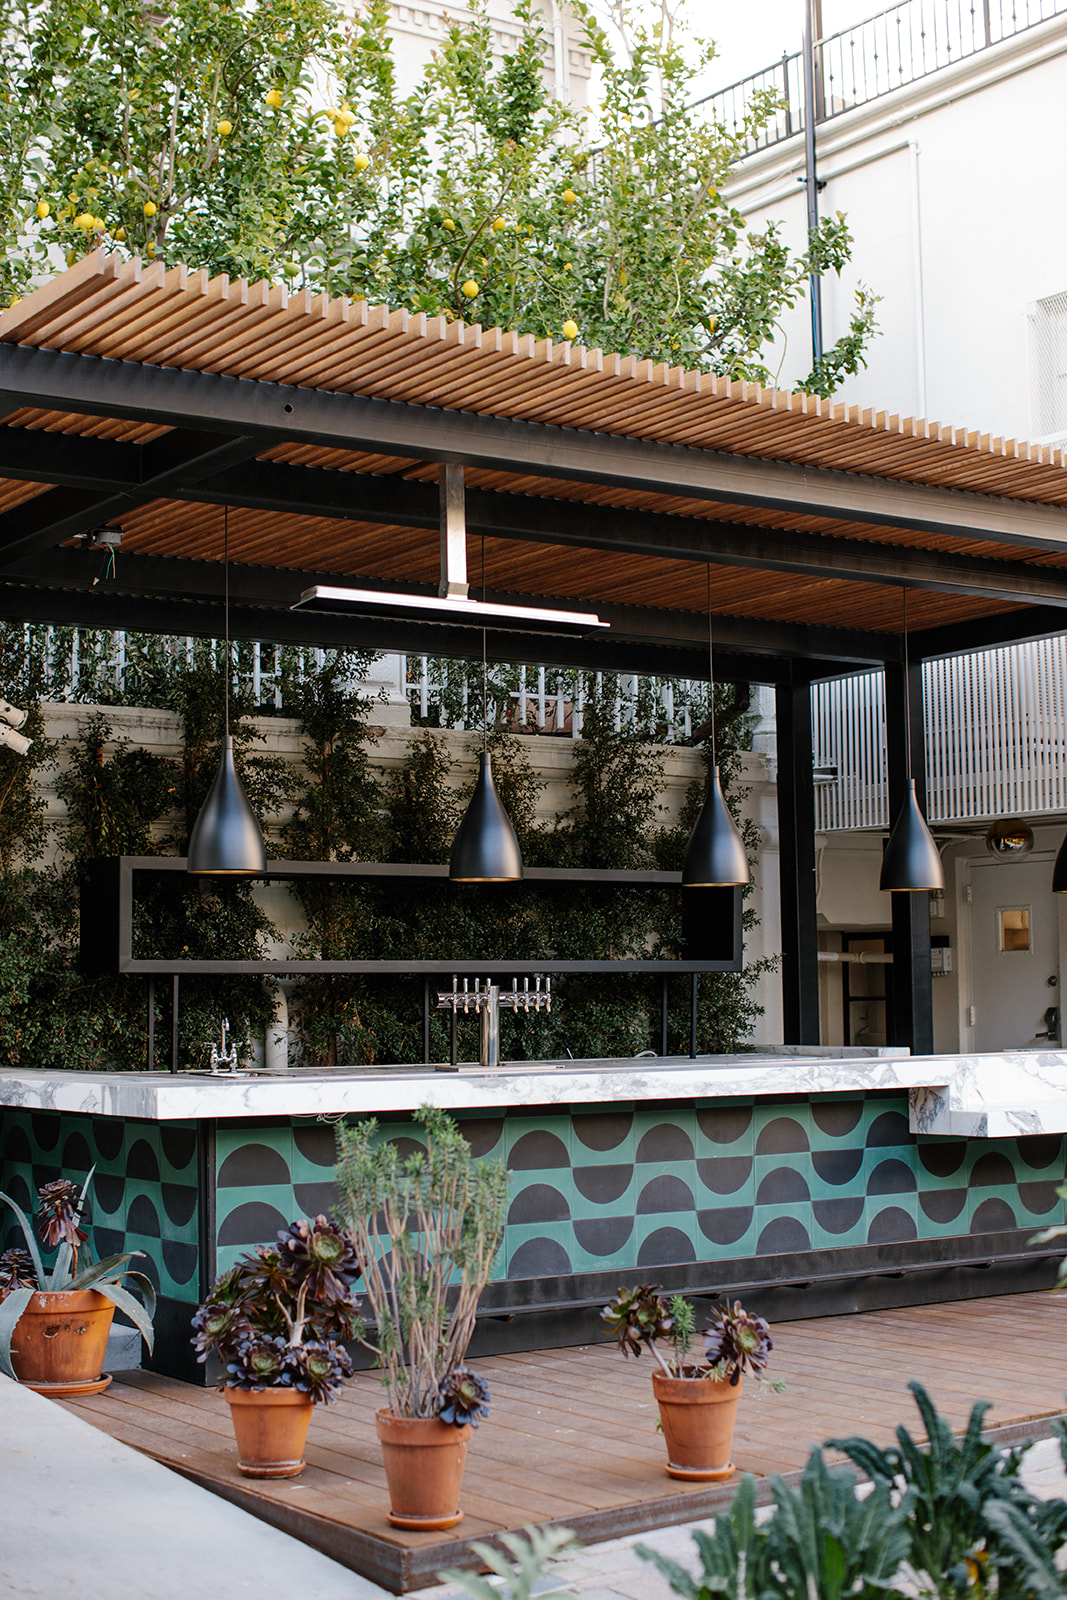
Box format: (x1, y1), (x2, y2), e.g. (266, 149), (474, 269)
(879, 778), (944, 893)
(187, 509), (267, 876)
(879, 587), (943, 894)
(449, 533), (522, 883)
(449, 750), (523, 881)
(682, 568), (750, 888)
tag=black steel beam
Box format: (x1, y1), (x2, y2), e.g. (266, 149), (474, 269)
(884, 655), (935, 1055)
(775, 669), (821, 1044)
(0, 429), (260, 562)
(0, 548), (889, 671)
(2, 342), (1067, 553)
(912, 605), (1067, 661)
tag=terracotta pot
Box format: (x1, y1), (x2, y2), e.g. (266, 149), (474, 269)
(651, 1368), (741, 1481)
(376, 1408), (472, 1530)
(224, 1386), (314, 1478)
(12, 1289), (115, 1396)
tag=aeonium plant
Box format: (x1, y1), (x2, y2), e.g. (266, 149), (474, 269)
(602, 1284), (775, 1385)
(192, 1215), (361, 1403)
(0, 1170), (156, 1377)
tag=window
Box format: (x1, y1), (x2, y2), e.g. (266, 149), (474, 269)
(997, 905), (1031, 953)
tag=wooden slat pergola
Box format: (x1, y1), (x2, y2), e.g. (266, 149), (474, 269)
(3, 249), (1067, 1051)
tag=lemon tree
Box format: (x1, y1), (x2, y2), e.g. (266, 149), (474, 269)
(2, 0), (877, 393)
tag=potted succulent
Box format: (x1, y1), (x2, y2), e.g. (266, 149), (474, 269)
(192, 1214), (360, 1478)
(0, 1171), (155, 1395)
(334, 1104), (509, 1530)
(602, 1284), (775, 1481)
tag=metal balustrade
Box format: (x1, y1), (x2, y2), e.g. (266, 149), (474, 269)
(696, 0), (1067, 157)
(812, 637), (1067, 830)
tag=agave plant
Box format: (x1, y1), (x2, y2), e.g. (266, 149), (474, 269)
(0, 1170), (155, 1379)
(191, 1214), (360, 1406)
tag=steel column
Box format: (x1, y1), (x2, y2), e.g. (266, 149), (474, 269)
(884, 655), (935, 1053)
(776, 671), (821, 1043)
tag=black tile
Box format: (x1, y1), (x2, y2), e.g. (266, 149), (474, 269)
(126, 1194), (161, 1238)
(292, 1125), (338, 1169)
(970, 1152), (1015, 1188)
(217, 1201), (290, 1248)
(161, 1240), (199, 1286)
(971, 1197), (1016, 1233)
(917, 1141), (967, 1178)
(811, 1101), (864, 1137)
(755, 1167), (810, 1205)
(573, 1164), (633, 1204)
(61, 1132), (93, 1176)
(756, 1216), (811, 1253)
(696, 1156), (752, 1196)
(697, 1206), (753, 1246)
(695, 1107), (752, 1146)
(30, 1113), (61, 1153)
(1016, 1135), (1063, 1170)
(160, 1125), (197, 1173)
(812, 1148), (864, 1186)
(162, 1184), (198, 1229)
(92, 1171), (127, 1217)
(457, 1118), (504, 1157)
(637, 1226), (696, 1267)
(507, 1237), (572, 1278)
(867, 1158), (916, 1196)
(574, 1217), (633, 1256)
(508, 1183), (571, 1225)
(866, 1206), (917, 1244)
(636, 1124), (694, 1163)
(1, 1123), (31, 1165)
(919, 1189), (967, 1223)
(755, 1117), (809, 1155)
(217, 1142), (291, 1188)
(293, 1182), (339, 1218)
(1019, 1181), (1064, 1216)
(573, 1112), (633, 1152)
(636, 1175), (695, 1214)
(509, 1130), (569, 1169)
(126, 1138), (160, 1183)
(866, 1111), (910, 1148)
(813, 1197), (864, 1234)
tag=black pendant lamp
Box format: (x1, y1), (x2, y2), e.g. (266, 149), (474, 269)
(187, 509), (267, 877)
(879, 588), (943, 894)
(449, 540), (523, 883)
(1052, 834), (1067, 892)
(682, 568), (750, 888)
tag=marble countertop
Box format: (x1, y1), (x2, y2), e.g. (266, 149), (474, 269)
(3, 1048), (1067, 1134)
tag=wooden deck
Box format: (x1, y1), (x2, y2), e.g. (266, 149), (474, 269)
(61, 1292), (1067, 1593)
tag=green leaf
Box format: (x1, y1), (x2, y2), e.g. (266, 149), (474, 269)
(0, 1189), (45, 1286)
(0, 1285), (35, 1378)
(90, 1280), (155, 1353)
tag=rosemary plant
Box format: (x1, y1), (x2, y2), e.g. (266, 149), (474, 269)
(334, 1104), (509, 1422)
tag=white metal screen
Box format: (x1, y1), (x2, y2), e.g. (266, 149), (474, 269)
(813, 637), (1067, 830)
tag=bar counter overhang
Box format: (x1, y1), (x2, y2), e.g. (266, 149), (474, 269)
(3, 1049), (1065, 1380)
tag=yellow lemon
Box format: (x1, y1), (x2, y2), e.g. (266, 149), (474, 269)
(113, 226), (126, 241)
(35, 200), (50, 219)
(461, 279), (479, 299)
(143, 200), (157, 216)
(93, 216), (104, 230)
(442, 217), (456, 231)
(491, 216), (506, 232)
(562, 187), (577, 204)
(216, 119), (233, 137)
(265, 88), (283, 107)
(337, 104), (356, 127)
(561, 319), (578, 340)
(146, 242), (156, 256)
(353, 150), (370, 171)
(73, 211), (95, 231)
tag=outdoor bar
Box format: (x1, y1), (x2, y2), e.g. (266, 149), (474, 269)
(3, 251), (1067, 1381)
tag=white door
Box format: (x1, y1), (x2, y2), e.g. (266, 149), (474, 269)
(962, 853), (1060, 1051)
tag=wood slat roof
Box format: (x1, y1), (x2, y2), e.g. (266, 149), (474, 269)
(0, 249), (1065, 673)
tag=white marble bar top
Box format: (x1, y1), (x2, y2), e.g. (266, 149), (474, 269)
(2, 1048), (1067, 1133)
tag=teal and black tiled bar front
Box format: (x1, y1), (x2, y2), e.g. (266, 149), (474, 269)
(2, 1051), (1066, 1380)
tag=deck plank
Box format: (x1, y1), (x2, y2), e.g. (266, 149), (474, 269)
(59, 1292), (1067, 1593)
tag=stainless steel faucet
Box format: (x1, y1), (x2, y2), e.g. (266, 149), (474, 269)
(435, 976), (552, 1067)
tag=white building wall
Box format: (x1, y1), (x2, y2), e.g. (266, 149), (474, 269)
(726, 13), (1067, 440)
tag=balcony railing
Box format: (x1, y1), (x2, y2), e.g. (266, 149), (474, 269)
(812, 636), (1067, 830)
(698, 0), (1067, 156)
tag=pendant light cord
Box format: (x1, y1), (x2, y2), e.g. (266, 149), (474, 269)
(707, 564), (717, 771)
(902, 584), (911, 781)
(481, 531), (487, 755)
(223, 505), (230, 740)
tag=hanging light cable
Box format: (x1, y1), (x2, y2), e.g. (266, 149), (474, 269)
(682, 567), (750, 887)
(879, 586), (943, 893)
(449, 534), (523, 883)
(187, 507), (268, 876)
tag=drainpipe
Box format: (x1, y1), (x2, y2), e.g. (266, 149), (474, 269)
(550, 0), (570, 102)
(908, 139), (928, 419)
(802, 0), (824, 370)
